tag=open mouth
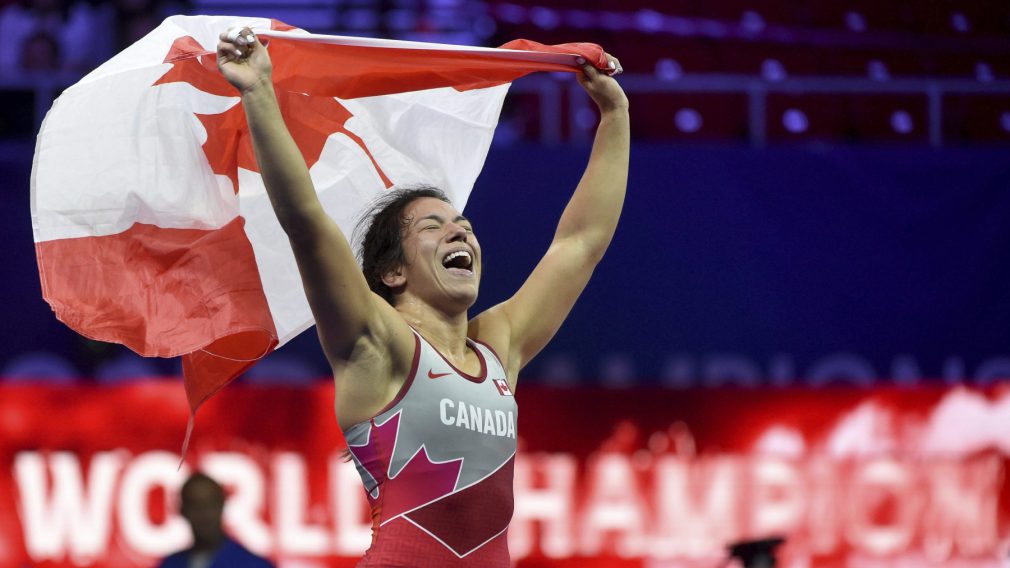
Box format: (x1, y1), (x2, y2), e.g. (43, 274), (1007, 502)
(441, 249), (474, 276)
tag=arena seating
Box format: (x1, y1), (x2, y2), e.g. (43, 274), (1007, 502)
(3, 0), (1007, 144)
(485, 0), (1010, 144)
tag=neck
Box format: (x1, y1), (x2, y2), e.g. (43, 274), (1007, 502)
(394, 297), (470, 360)
(191, 533), (225, 554)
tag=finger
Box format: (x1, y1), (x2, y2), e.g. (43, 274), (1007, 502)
(217, 41), (242, 61)
(226, 26), (245, 44)
(243, 30), (263, 50)
(221, 27), (256, 55)
(600, 51), (622, 76)
(236, 28), (256, 46)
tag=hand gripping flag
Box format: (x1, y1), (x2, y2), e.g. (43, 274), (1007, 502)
(31, 15), (608, 437)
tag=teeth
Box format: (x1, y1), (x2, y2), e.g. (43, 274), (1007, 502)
(443, 250), (472, 268)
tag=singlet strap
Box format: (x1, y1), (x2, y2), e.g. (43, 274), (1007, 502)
(410, 327), (488, 383)
(469, 339), (508, 378)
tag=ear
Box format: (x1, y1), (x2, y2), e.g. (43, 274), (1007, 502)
(381, 266), (406, 289)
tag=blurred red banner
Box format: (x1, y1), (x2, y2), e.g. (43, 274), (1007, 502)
(0, 381), (1007, 567)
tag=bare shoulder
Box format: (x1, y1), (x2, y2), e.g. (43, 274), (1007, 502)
(468, 306), (516, 383)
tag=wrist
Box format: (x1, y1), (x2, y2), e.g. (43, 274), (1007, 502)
(599, 104), (630, 118)
(239, 74), (274, 97)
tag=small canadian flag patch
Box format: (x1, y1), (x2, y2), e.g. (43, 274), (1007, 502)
(493, 378), (513, 396)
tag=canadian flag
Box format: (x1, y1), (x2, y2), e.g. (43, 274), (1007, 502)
(494, 378), (513, 396)
(31, 15), (604, 423)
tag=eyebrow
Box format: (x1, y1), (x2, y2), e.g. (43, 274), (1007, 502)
(418, 214), (470, 225)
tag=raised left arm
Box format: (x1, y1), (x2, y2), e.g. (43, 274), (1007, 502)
(474, 55), (629, 379)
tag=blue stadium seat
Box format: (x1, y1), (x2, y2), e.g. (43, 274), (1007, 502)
(943, 94), (1010, 143)
(242, 354), (321, 385)
(630, 92), (749, 141)
(1, 352), (79, 384)
(766, 93), (849, 142)
(94, 353), (161, 383)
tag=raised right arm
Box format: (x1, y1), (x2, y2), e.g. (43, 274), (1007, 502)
(216, 29), (401, 363)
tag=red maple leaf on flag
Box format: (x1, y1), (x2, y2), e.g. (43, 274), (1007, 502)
(146, 22), (393, 451)
(153, 22), (392, 194)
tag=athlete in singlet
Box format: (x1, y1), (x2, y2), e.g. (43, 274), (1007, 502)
(217, 28), (628, 567)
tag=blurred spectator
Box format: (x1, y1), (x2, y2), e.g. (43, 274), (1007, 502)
(115, 0), (189, 52)
(0, 0), (113, 75)
(158, 473), (275, 568)
(18, 29), (60, 71)
(114, 0), (155, 49)
(728, 537), (784, 568)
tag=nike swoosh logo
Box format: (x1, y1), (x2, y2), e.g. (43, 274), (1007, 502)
(428, 370), (451, 379)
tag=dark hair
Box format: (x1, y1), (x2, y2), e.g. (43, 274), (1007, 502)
(354, 186), (452, 305)
(180, 472), (224, 502)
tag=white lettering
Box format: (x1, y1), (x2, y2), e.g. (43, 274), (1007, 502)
(15, 451), (122, 563)
(274, 453), (328, 555)
(510, 453), (577, 559)
(651, 456), (738, 558)
(495, 410), (507, 435)
(200, 452), (272, 555)
(846, 459), (918, 554)
(330, 455), (371, 555)
(579, 454), (648, 557)
(921, 456), (1001, 561)
(807, 457), (841, 554)
(470, 404), (482, 433)
(117, 452), (189, 556)
(751, 458), (804, 535)
(440, 399), (454, 425)
(443, 402), (515, 438)
(9, 390), (1008, 565)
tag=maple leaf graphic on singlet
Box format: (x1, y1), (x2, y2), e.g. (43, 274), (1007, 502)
(351, 411), (464, 518)
(349, 410), (516, 556)
(153, 21), (392, 194)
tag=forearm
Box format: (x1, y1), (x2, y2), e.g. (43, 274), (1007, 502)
(215, 28), (382, 353)
(241, 83), (325, 237)
(241, 81), (376, 346)
(554, 107), (630, 259)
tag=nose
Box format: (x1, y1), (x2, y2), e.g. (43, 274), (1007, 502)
(446, 223), (468, 242)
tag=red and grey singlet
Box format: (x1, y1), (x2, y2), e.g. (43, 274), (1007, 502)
(343, 329), (518, 567)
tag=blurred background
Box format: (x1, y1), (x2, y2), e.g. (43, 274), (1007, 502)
(2, 0), (1010, 567)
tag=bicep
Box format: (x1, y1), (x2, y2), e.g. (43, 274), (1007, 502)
(286, 211), (394, 361)
(496, 238), (598, 370)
